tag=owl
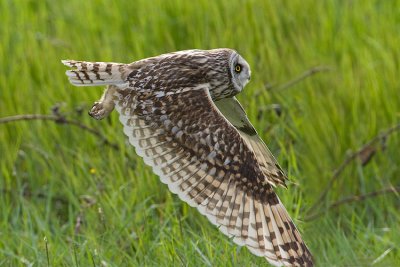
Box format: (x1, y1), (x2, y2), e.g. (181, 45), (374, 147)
(62, 49), (313, 266)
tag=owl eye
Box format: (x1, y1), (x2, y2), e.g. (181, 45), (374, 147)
(234, 64), (242, 73)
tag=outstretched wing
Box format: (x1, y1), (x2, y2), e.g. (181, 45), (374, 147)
(214, 97), (288, 188)
(114, 86), (313, 266)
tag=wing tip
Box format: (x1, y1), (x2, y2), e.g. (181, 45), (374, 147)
(61, 59), (77, 67)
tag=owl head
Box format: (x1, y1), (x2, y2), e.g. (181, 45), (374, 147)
(199, 48), (251, 100)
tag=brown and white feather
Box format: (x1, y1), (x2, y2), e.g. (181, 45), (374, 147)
(62, 48), (313, 266)
(113, 87), (312, 266)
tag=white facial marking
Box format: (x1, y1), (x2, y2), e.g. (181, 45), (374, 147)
(230, 52), (251, 92)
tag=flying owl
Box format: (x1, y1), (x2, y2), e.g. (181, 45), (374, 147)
(62, 48), (313, 266)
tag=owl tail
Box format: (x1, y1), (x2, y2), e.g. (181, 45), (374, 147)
(62, 60), (126, 86)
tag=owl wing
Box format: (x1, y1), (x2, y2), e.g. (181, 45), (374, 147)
(214, 97), (288, 188)
(114, 86), (313, 267)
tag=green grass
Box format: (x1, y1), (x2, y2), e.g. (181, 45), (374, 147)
(1, 0), (399, 266)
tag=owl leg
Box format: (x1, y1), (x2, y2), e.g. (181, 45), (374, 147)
(89, 85), (117, 120)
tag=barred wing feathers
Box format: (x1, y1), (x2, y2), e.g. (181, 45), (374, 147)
(114, 86), (313, 266)
(62, 60), (128, 86)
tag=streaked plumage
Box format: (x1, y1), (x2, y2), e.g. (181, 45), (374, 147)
(62, 48), (313, 266)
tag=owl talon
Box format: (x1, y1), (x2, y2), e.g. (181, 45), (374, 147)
(89, 102), (109, 120)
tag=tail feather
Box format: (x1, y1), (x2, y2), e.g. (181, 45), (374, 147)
(62, 60), (127, 86)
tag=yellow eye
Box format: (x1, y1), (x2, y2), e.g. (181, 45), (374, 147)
(235, 64), (242, 73)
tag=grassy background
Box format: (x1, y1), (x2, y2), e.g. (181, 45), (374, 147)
(1, 0), (399, 266)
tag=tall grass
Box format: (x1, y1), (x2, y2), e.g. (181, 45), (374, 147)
(0, 0), (399, 266)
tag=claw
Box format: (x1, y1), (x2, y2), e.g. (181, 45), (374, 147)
(89, 102), (108, 120)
